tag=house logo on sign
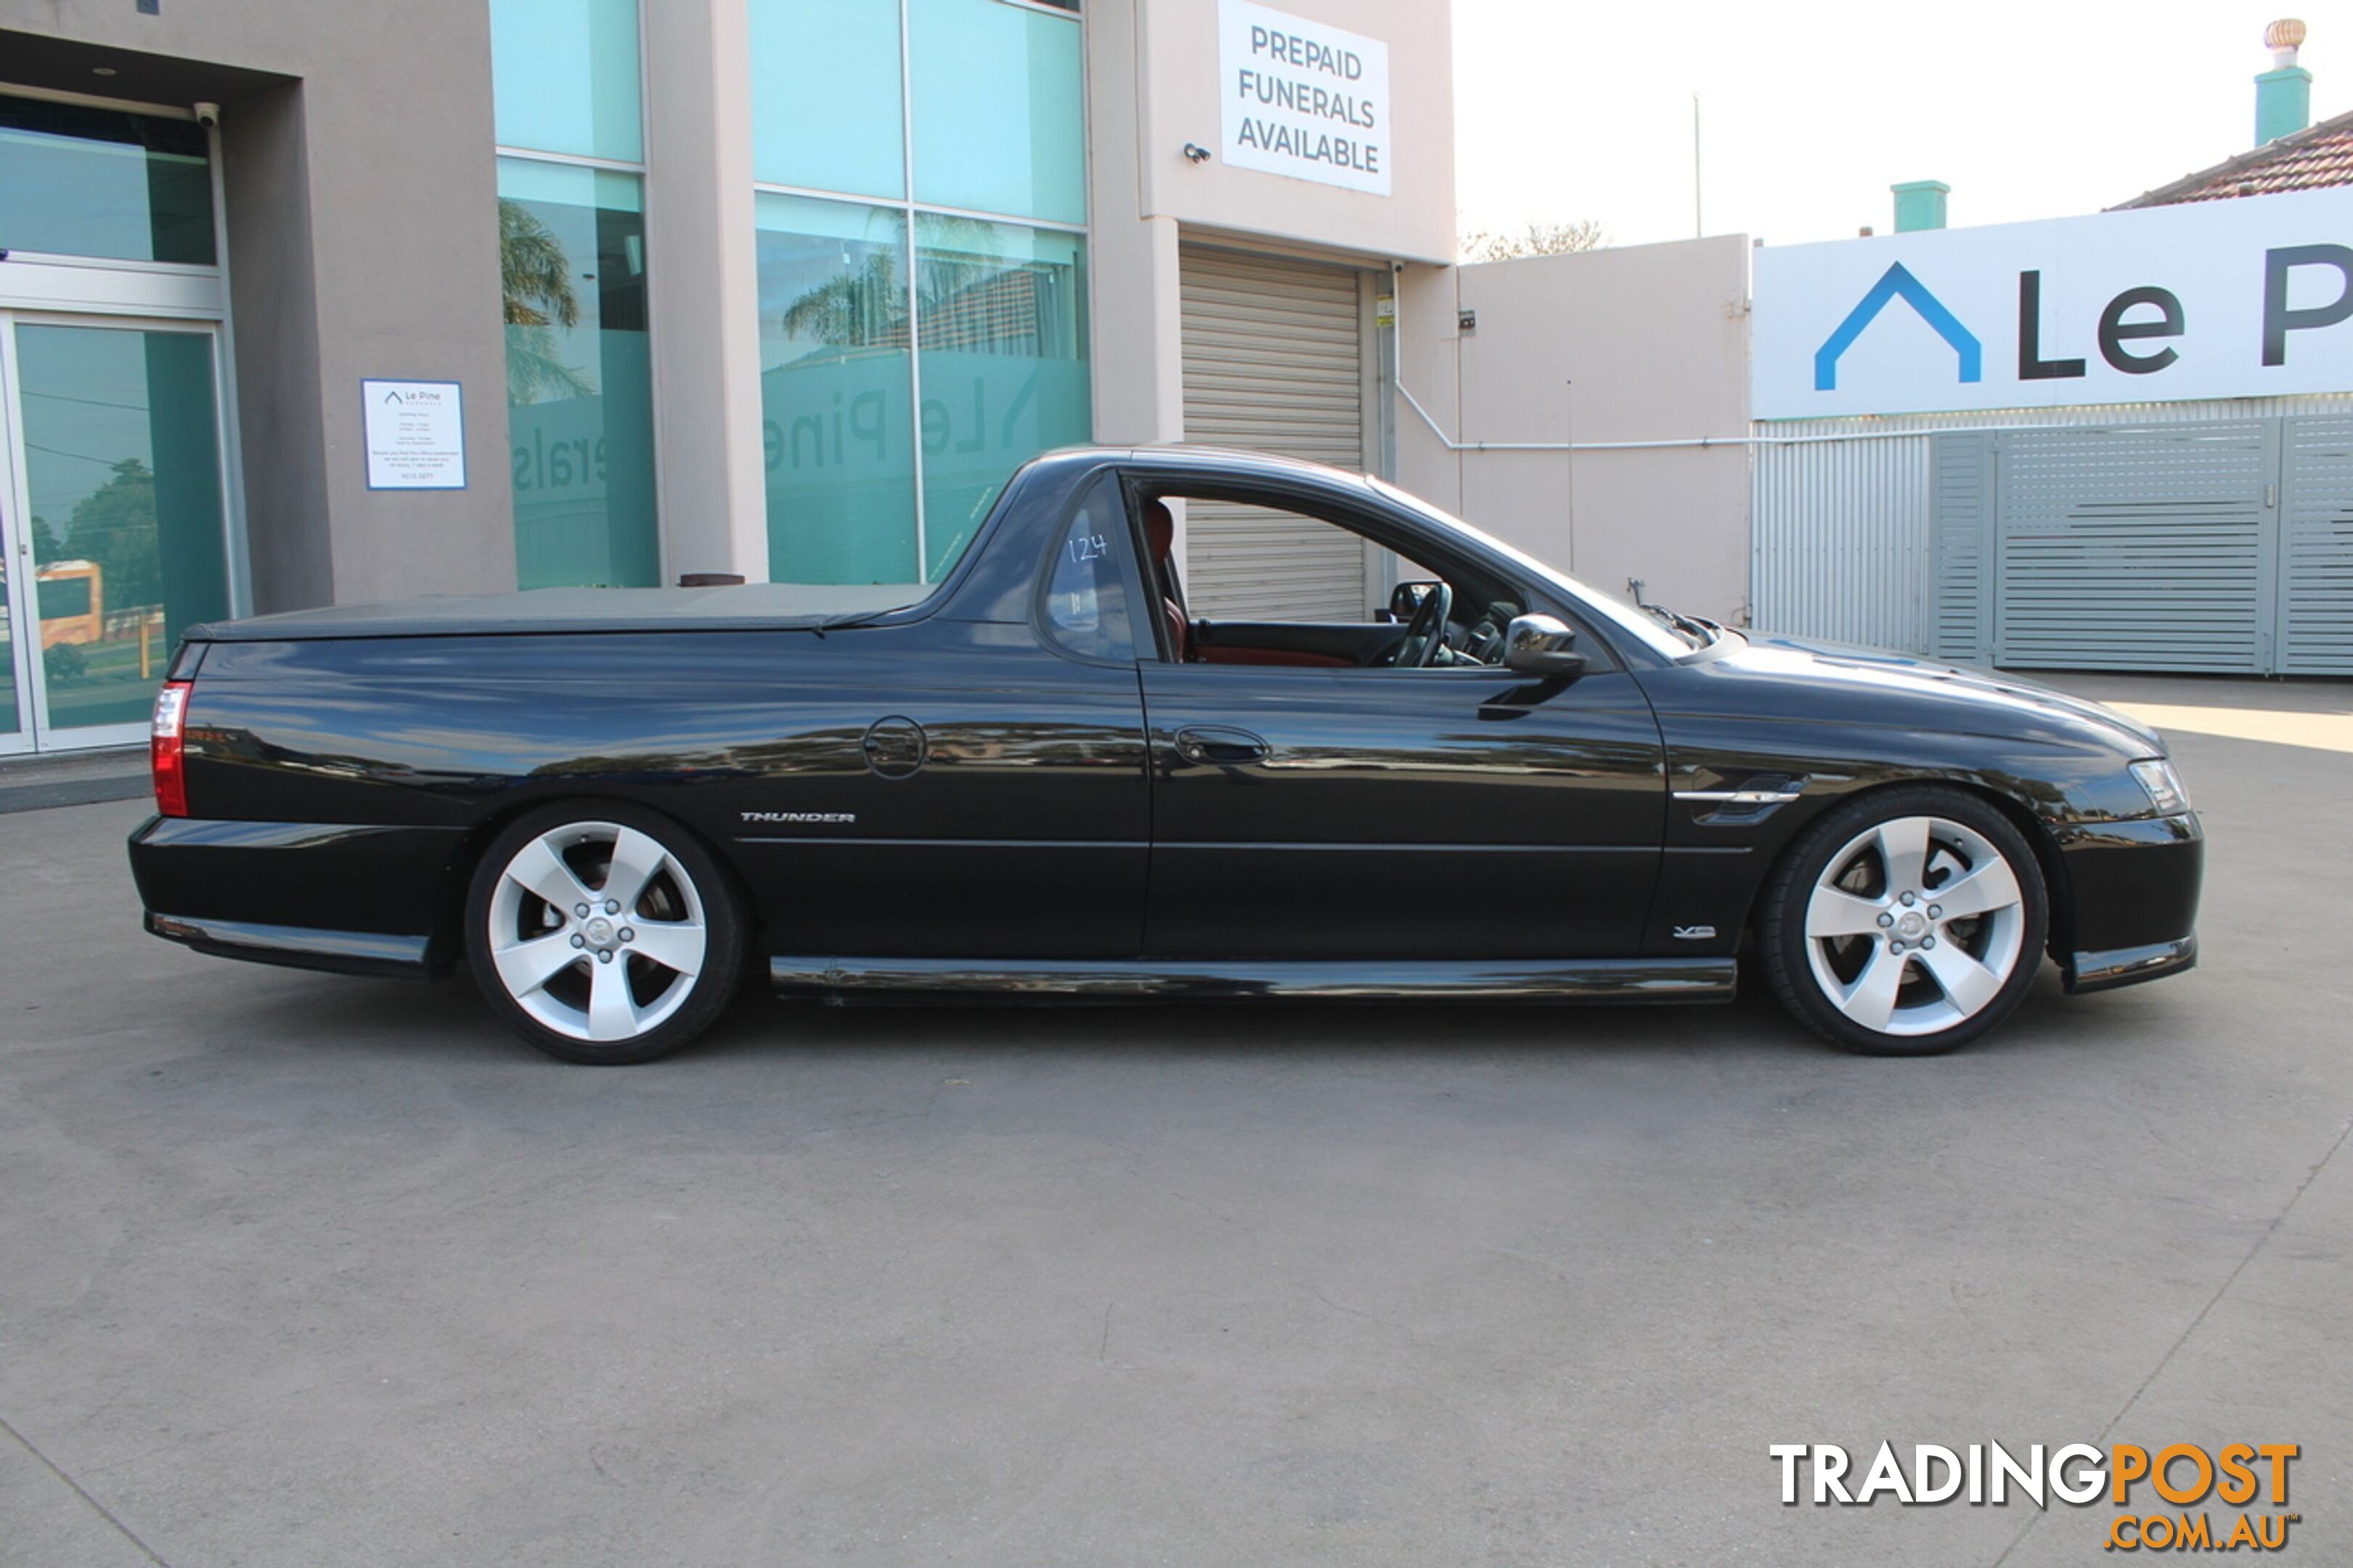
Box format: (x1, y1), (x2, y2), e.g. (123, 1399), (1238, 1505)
(1813, 264), (1983, 391)
(1755, 190), (2353, 418)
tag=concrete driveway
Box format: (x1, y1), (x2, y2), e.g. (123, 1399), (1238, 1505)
(1, 674), (2345, 1567)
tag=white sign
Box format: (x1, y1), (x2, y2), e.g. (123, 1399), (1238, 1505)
(362, 379), (467, 489)
(1753, 186), (2353, 419)
(1218, 0), (1391, 196)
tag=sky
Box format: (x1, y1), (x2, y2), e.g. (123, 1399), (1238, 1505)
(1451, 1), (2346, 251)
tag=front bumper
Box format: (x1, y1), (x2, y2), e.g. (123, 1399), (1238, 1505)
(2052, 812), (2203, 994)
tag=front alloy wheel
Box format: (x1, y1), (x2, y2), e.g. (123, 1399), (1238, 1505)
(465, 804), (745, 1063)
(1762, 788), (2048, 1054)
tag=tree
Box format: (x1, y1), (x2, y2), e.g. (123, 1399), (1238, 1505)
(780, 250), (903, 348)
(499, 197), (595, 404)
(1458, 219), (1609, 264)
(60, 458), (160, 612)
(29, 515), (61, 566)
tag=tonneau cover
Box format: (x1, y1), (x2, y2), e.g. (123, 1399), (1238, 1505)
(187, 581), (929, 642)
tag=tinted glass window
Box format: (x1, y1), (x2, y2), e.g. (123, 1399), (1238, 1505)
(756, 195), (920, 583)
(749, 0), (905, 199)
(490, 0), (644, 162)
(1043, 479), (1133, 660)
(498, 158), (659, 589)
(0, 97), (214, 264)
(908, 0), (1085, 224)
(915, 215), (1090, 576)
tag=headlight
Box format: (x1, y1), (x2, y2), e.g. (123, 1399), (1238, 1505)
(2129, 758), (2191, 817)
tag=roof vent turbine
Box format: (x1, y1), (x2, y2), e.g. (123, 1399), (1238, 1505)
(2256, 19), (2312, 145)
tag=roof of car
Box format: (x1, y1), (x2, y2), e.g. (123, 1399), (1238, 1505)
(1024, 442), (1384, 493)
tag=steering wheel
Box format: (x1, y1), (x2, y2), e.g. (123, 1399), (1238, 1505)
(1388, 580), (1453, 667)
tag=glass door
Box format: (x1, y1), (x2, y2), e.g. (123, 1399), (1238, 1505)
(0, 313), (232, 752)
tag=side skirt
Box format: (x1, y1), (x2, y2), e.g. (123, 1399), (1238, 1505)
(769, 955), (1737, 1003)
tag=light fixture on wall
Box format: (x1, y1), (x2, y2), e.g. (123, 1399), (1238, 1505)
(1182, 143), (1212, 164)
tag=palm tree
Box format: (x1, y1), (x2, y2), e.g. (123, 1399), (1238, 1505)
(499, 198), (595, 403)
(779, 250), (903, 348)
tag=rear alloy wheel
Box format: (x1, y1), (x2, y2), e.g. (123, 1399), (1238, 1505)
(1761, 788), (2048, 1055)
(464, 804), (745, 1063)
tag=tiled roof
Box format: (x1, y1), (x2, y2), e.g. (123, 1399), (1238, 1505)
(2113, 108), (2353, 208)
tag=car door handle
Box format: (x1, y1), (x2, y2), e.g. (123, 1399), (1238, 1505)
(1174, 726), (1270, 764)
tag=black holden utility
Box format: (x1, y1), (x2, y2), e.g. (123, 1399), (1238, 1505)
(129, 446), (2201, 1063)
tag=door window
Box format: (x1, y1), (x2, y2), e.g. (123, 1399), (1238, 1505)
(1138, 488), (1527, 671)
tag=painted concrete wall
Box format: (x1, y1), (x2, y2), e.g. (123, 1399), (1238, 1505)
(1087, 0), (1190, 448)
(1395, 235), (1755, 625)
(1, 2), (518, 611)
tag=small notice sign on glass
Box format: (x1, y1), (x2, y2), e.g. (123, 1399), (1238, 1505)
(362, 379), (466, 490)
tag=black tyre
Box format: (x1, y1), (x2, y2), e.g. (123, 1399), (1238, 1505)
(463, 802), (746, 1064)
(1760, 785), (2050, 1055)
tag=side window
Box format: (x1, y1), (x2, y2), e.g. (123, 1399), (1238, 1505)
(1041, 478), (1135, 661)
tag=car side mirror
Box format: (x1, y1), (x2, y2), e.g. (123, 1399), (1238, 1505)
(1503, 614), (1586, 678)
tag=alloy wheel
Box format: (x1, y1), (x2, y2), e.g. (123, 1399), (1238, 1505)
(1800, 814), (2027, 1038)
(484, 820), (709, 1043)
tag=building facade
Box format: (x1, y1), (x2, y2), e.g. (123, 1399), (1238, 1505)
(0, 0), (1456, 756)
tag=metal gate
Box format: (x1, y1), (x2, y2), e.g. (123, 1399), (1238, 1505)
(1929, 417), (2353, 674)
(1178, 245), (1368, 619)
(2280, 417), (2353, 673)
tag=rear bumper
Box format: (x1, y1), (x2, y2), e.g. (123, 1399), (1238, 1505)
(129, 814), (464, 978)
(146, 912), (434, 980)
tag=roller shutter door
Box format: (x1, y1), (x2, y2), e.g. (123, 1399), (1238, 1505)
(1179, 245), (1367, 619)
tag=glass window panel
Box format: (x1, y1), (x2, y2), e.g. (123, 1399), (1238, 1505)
(0, 96), (215, 264)
(498, 158), (660, 588)
(756, 194), (921, 584)
(749, 0), (905, 199)
(15, 324), (229, 732)
(908, 0), (1085, 224)
(914, 216), (1090, 577)
(1043, 477), (1133, 661)
(490, 0), (644, 162)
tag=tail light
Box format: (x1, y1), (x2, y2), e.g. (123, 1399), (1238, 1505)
(152, 680), (192, 817)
